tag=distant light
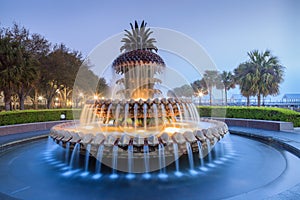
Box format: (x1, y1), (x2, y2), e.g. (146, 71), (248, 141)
(79, 93), (84, 97)
(60, 113), (66, 120)
(55, 97), (59, 101)
(94, 95), (98, 100)
(38, 96), (43, 101)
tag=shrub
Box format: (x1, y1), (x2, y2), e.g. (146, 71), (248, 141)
(197, 106), (300, 127)
(0, 109), (81, 126)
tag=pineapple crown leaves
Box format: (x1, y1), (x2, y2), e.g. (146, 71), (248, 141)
(120, 20), (158, 53)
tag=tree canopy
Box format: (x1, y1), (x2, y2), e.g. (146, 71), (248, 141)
(0, 23), (109, 110)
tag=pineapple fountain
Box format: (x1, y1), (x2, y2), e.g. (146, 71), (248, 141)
(50, 21), (228, 175)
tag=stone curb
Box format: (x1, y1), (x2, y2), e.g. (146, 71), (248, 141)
(229, 128), (300, 157)
(0, 134), (48, 153)
(0, 120), (73, 136)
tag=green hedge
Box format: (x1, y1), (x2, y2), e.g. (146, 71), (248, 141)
(0, 109), (81, 126)
(198, 106), (300, 127)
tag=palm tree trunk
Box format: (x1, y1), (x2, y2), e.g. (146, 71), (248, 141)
(257, 93), (261, 107)
(247, 96), (250, 106)
(209, 87), (212, 106)
(224, 89), (227, 106)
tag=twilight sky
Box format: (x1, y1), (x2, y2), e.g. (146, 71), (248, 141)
(1, 0), (299, 99)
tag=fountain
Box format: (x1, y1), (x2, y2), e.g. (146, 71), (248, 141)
(49, 20), (228, 174)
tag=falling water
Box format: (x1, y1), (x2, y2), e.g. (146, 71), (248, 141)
(69, 143), (80, 170)
(197, 141), (204, 167)
(134, 103), (138, 131)
(206, 139), (212, 163)
(80, 105), (88, 124)
(143, 145), (150, 173)
(206, 139), (217, 168)
(111, 145), (119, 178)
(86, 105), (94, 125)
(105, 104), (113, 124)
(128, 145), (134, 174)
(124, 103), (129, 128)
(190, 103), (200, 123)
(84, 144), (91, 172)
(114, 104), (121, 125)
(95, 145), (104, 174)
(182, 103), (190, 121)
(143, 103), (147, 130)
(65, 142), (70, 164)
(168, 103), (176, 127)
(176, 103), (183, 126)
(186, 142), (196, 174)
(99, 104), (106, 124)
(173, 143), (182, 176)
(213, 138), (219, 158)
(161, 104), (167, 123)
(126, 145), (135, 179)
(186, 103), (196, 122)
(158, 144), (167, 177)
(152, 103), (159, 132)
(91, 104), (99, 125)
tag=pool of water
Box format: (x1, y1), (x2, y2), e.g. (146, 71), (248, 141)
(0, 134), (299, 200)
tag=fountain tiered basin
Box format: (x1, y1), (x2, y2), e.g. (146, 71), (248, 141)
(50, 20), (229, 173)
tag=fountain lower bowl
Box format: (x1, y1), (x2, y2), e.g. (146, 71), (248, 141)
(50, 118), (228, 156)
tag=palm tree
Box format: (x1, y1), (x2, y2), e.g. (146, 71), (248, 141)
(220, 71), (235, 105)
(202, 70), (220, 106)
(247, 50), (284, 106)
(234, 63), (257, 106)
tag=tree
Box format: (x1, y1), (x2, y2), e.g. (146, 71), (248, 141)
(0, 33), (19, 111)
(39, 44), (82, 108)
(96, 77), (109, 97)
(219, 71), (235, 105)
(0, 25), (28, 111)
(191, 79), (208, 105)
(247, 50), (284, 106)
(234, 62), (258, 106)
(0, 23), (50, 110)
(9, 24), (40, 110)
(202, 70), (221, 106)
(172, 84), (194, 97)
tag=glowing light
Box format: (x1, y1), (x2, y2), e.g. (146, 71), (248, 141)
(38, 96), (43, 101)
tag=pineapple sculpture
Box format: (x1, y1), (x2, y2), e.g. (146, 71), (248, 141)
(112, 20), (165, 100)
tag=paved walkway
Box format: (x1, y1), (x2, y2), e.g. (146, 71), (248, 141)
(229, 126), (300, 200)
